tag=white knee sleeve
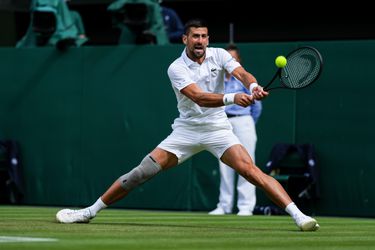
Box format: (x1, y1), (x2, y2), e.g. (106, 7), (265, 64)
(118, 155), (162, 191)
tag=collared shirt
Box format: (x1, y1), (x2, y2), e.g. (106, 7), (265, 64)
(224, 75), (262, 123)
(168, 47), (241, 128)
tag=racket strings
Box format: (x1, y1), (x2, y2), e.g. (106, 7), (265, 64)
(281, 48), (322, 89)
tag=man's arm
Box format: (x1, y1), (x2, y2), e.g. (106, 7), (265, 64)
(180, 83), (254, 107)
(231, 66), (257, 89)
(231, 66), (269, 100)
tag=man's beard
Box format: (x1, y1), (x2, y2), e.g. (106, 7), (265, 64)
(192, 47), (205, 59)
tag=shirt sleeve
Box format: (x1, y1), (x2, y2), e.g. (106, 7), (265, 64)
(167, 63), (194, 91)
(219, 48), (241, 74)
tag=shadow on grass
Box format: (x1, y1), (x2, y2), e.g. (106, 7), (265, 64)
(95, 222), (301, 233)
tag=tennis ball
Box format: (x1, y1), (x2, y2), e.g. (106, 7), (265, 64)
(275, 56), (287, 68)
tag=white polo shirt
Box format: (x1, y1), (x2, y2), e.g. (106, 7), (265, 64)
(167, 47), (241, 129)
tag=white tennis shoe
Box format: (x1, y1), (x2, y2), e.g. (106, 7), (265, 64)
(237, 210), (253, 216)
(208, 207), (226, 215)
(295, 215), (320, 231)
(56, 208), (94, 224)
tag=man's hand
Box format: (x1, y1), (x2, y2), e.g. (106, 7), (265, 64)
(234, 93), (254, 107)
(252, 85), (269, 100)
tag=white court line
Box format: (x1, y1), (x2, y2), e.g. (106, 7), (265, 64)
(0, 236), (58, 243)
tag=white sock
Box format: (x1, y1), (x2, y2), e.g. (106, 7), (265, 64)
(285, 202), (305, 220)
(87, 197), (107, 216)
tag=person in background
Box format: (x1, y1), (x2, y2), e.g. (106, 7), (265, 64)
(16, 0), (88, 49)
(209, 44), (262, 216)
(107, 0), (169, 45)
(66, 0), (88, 41)
(160, 1), (184, 43)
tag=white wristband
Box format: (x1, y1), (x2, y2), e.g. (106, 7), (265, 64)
(223, 93), (236, 106)
(250, 82), (259, 93)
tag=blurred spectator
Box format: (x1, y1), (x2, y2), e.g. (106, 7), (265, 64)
(67, 1), (87, 41)
(209, 44), (262, 216)
(160, 1), (183, 43)
(16, 0), (88, 50)
(108, 0), (169, 45)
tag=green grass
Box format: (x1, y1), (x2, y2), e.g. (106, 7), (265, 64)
(0, 206), (375, 250)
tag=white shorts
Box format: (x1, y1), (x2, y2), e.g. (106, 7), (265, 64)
(157, 125), (241, 164)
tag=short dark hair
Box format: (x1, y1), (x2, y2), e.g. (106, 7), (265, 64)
(184, 18), (208, 35)
(226, 43), (239, 52)
(226, 43), (241, 62)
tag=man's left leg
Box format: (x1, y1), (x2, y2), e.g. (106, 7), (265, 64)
(221, 144), (319, 231)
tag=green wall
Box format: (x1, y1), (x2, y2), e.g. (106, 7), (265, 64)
(0, 41), (374, 217)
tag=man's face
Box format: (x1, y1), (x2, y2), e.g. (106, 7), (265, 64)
(183, 27), (209, 61)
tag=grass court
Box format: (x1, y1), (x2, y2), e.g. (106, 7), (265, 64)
(1, 206), (375, 250)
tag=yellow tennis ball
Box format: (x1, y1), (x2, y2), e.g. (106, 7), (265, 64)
(275, 56), (287, 68)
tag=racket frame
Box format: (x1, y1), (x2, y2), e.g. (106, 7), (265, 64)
(264, 46), (323, 91)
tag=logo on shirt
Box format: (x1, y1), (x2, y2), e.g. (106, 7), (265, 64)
(210, 68), (218, 78)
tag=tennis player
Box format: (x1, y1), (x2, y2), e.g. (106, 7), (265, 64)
(56, 18), (319, 231)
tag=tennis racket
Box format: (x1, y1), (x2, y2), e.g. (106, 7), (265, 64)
(263, 46), (323, 91)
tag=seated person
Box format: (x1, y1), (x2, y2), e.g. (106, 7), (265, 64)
(68, 9), (88, 41)
(107, 0), (169, 45)
(16, 0), (88, 49)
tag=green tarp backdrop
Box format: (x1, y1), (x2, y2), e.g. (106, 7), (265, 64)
(0, 41), (374, 217)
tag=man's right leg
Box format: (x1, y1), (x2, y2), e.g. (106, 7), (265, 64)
(101, 148), (178, 205)
(56, 148), (178, 223)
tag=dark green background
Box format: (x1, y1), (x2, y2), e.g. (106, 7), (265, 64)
(0, 41), (374, 217)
